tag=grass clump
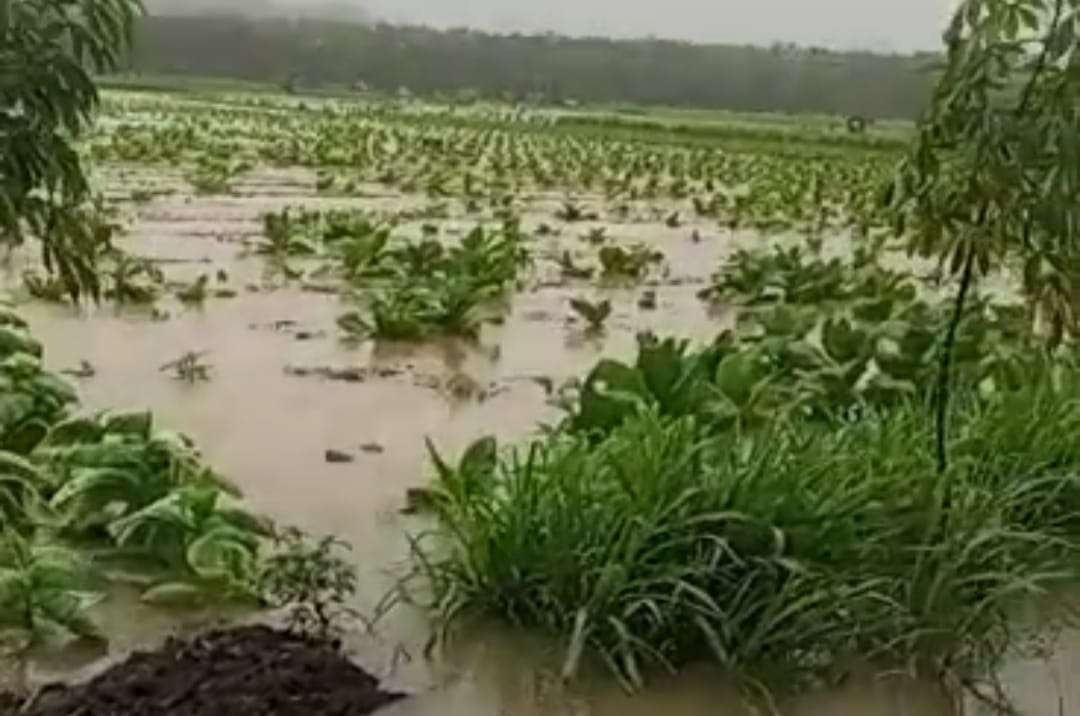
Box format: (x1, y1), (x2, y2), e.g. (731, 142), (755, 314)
(406, 363), (1080, 697)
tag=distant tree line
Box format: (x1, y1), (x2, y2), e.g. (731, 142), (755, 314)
(127, 15), (936, 119)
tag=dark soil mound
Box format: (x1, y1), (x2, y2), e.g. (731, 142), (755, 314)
(10, 625), (405, 716)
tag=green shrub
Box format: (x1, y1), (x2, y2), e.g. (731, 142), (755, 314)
(410, 378), (1080, 694)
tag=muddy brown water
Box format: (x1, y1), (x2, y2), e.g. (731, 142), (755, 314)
(1, 165), (1072, 714)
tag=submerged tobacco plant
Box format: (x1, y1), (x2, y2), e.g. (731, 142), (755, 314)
(0, 530), (103, 647)
(161, 352), (212, 383)
(569, 297), (612, 332)
(336, 224), (528, 340)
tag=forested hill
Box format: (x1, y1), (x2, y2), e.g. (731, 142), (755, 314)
(128, 15), (936, 119)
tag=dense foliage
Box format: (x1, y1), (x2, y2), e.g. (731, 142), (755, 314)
(890, 0), (1080, 472)
(414, 385), (1080, 693)
(0, 0), (142, 301)
(124, 15), (934, 119)
(409, 245), (1080, 695)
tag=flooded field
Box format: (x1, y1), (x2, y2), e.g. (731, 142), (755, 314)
(2, 93), (1077, 716)
(0, 173), (1061, 716)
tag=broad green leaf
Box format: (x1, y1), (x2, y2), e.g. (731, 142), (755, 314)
(0, 352), (43, 379)
(31, 373), (78, 406)
(43, 416), (105, 447)
(459, 436), (497, 476)
(575, 360), (650, 433)
(102, 410), (152, 438)
(0, 450), (44, 483)
(108, 493), (194, 548)
(0, 397), (39, 437)
(0, 327), (42, 360)
(636, 336), (687, 401)
(49, 467), (147, 512)
(821, 318), (868, 364)
(0, 474), (41, 521)
(757, 305), (815, 337)
(715, 350), (767, 407)
(0, 308), (26, 330)
(2, 419), (48, 454)
(187, 524), (258, 574)
(217, 506), (274, 537)
(852, 297), (895, 323)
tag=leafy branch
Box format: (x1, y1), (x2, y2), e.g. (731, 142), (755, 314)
(889, 0), (1080, 473)
(0, 0), (144, 301)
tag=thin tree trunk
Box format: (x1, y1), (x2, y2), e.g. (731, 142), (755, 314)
(935, 248), (977, 475)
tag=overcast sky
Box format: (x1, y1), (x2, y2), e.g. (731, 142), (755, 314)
(357, 0), (956, 52)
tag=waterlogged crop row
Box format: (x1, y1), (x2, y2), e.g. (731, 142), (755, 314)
(405, 243), (1080, 698)
(0, 304), (320, 645)
(93, 94), (894, 237)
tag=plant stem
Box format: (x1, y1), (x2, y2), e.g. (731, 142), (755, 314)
(1016, 0), (1065, 117)
(935, 247), (977, 475)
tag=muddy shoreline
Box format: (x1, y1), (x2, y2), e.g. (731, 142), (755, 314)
(2, 625), (404, 716)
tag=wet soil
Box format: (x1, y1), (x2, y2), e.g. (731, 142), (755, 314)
(5, 625), (404, 716)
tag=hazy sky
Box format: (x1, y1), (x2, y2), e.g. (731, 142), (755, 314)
(358, 0), (955, 52)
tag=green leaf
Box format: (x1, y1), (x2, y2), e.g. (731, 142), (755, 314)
(102, 410), (152, 438)
(779, 340), (827, 373)
(1017, 5), (1038, 32)
(0, 474), (41, 521)
(714, 350), (767, 407)
(31, 373), (78, 406)
(569, 298), (612, 329)
(49, 467), (146, 512)
(0, 327), (42, 360)
(336, 311), (371, 337)
(852, 297), (896, 323)
(426, 437), (454, 485)
(459, 436), (497, 476)
(574, 360), (651, 433)
(758, 305), (815, 337)
(861, 372), (917, 405)
(197, 468), (244, 499)
(1, 419), (48, 454)
(0, 308), (26, 330)
(217, 506), (274, 538)
(636, 336), (687, 402)
(822, 318), (869, 364)
(108, 493), (193, 548)
(0, 450), (44, 483)
(186, 526), (258, 581)
(43, 416), (105, 446)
